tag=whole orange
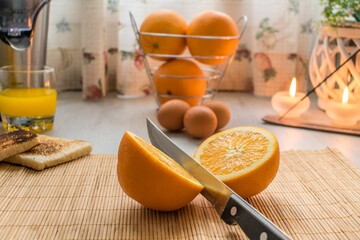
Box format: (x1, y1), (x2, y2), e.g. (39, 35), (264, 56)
(153, 59), (207, 106)
(139, 9), (187, 60)
(186, 10), (239, 65)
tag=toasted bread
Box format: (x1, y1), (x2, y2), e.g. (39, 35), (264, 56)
(0, 129), (40, 161)
(4, 135), (92, 170)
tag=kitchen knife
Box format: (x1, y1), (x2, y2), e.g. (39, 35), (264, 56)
(146, 118), (291, 240)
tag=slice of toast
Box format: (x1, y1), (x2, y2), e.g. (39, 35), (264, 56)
(0, 129), (40, 161)
(4, 134), (93, 170)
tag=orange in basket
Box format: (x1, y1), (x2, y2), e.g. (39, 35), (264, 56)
(139, 9), (187, 61)
(187, 10), (239, 65)
(153, 59), (207, 106)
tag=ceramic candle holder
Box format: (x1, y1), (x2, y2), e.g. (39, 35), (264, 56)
(326, 100), (360, 126)
(271, 92), (310, 118)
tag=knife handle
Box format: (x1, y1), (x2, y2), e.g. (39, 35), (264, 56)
(221, 194), (291, 240)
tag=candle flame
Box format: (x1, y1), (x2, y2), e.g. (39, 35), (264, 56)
(342, 87), (349, 104)
(44, 81), (50, 88)
(289, 77), (296, 97)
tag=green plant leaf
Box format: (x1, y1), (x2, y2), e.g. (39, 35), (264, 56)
(256, 32), (264, 39)
(259, 18), (269, 29)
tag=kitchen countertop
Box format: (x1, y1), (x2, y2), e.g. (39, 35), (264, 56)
(2, 90), (360, 239)
(50, 91), (360, 168)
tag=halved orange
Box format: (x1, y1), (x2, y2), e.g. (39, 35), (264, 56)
(193, 126), (280, 198)
(117, 131), (203, 211)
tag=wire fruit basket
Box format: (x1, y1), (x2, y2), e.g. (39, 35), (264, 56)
(129, 12), (247, 106)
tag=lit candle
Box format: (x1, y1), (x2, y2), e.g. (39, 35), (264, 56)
(271, 77), (310, 118)
(326, 87), (360, 126)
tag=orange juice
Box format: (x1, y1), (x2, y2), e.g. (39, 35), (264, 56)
(0, 88), (57, 117)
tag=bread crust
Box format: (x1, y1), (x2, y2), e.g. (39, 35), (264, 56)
(0, 130), (40, 161)
(4, 135), (92, 170)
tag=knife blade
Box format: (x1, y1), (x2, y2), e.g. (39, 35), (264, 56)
(146, 118), (291, 240)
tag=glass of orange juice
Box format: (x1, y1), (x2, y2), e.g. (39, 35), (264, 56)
(0, 65), (57, 133)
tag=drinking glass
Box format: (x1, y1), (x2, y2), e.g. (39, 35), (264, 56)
(0, 65), (57, 133)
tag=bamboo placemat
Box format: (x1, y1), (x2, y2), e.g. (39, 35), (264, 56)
(0, 148), (359, 239)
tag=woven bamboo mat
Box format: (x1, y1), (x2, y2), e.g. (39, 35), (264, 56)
(0, 148), (359, 240)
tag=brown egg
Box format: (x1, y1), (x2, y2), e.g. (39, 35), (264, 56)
(184, 105), (217, 139)
(202, 100), (231, 130)
(157, 99), (191, 131)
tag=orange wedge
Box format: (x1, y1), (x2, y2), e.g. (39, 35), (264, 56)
(117, 131), (203, 211)
(194, 126), (280, 198)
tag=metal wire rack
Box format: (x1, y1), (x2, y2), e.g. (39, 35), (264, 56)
(129, 12), (247, 106)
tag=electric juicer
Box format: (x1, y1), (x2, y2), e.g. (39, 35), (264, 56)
(0, 0), (51, 67)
